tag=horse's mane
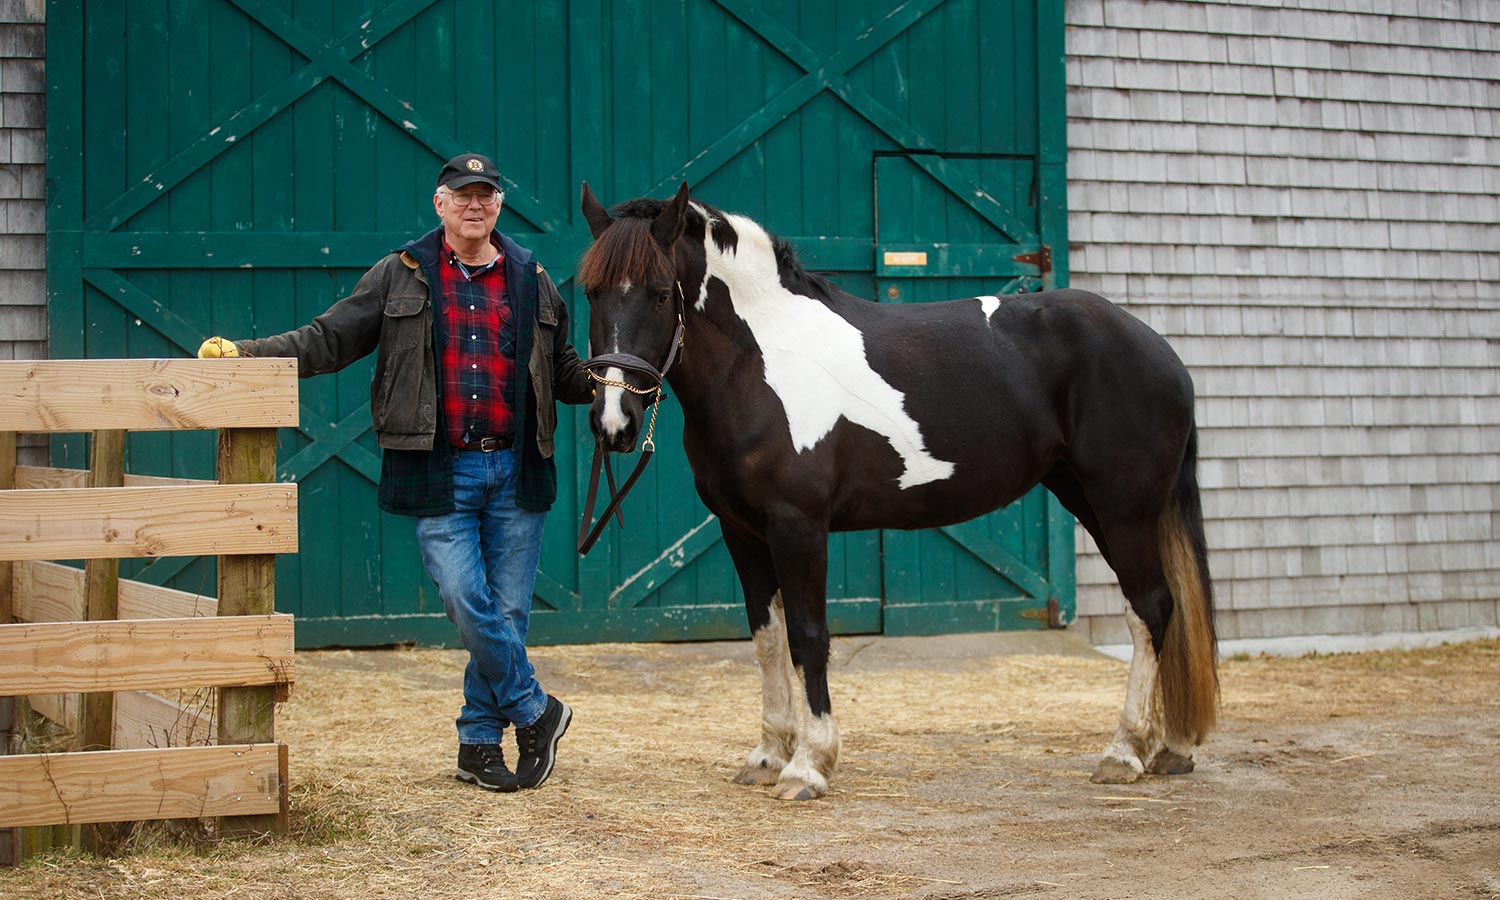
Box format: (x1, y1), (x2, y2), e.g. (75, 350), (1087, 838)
(769, 233), (838, 301)
(578, 197), (838, 300)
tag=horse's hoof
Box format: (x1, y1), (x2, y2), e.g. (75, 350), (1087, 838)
(733, 764), (781, 786)
(1147, 749), (1195, 775)
(770, 779), (824, 801)
(1090, 757), (1144, 784)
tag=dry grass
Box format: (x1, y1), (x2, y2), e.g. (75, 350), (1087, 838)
(2, 636), (1497, 900)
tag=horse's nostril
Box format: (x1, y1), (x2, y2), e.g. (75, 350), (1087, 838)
(598, 429), (634, 454)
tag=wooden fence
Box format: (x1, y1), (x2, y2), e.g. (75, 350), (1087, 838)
(0, 358), (299, 862)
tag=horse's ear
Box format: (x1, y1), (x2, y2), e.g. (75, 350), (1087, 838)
(651, 181), (691, 250)
(581, 181), (613, 239)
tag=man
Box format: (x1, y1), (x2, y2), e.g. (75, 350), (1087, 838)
(199, 153), (593, 792)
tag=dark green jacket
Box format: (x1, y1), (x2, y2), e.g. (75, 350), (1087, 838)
(237, 227), (592, 515)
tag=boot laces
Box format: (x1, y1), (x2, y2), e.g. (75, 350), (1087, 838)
(517, 723), (542, 755)
(516, 714), (552, 756)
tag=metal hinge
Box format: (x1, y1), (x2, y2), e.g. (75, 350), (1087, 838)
(1021, 597), (1063, 628)
(1012, 245), (1054, 291)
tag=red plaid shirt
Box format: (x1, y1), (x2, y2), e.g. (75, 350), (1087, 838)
(437, 239), (515, 448)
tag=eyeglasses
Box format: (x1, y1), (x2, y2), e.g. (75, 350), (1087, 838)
(445, 189), (502, 208)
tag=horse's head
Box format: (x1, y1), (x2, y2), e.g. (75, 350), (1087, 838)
(578, 181), (697, 453)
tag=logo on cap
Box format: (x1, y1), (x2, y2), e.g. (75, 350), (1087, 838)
(466, 159), (484, 172)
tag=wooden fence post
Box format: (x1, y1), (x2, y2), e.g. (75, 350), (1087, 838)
(0, 432), (12, 626)
(80, 430), (125, 854)
(1, 434), (77, 861)
(216, 427), (283, 837)
(81, 430), (126, 751)
(1, 430), (14, 866)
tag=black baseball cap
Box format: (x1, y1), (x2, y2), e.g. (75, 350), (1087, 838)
(437, 153), (501, 191)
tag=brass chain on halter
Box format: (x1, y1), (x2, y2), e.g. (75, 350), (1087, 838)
(640, 387), (663, 452)
(585, 370), (658, 394)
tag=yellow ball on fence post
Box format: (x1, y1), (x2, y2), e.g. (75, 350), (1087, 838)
(198, 337), (240, 359)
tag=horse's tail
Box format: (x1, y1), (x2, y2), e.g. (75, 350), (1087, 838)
(1157, 424), (1220, 747)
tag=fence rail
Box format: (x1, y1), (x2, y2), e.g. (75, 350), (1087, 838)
(14, 559), (218, 622)
(0, 615), (294, 695)
(0, 744), (286, 829)
(0, 359), (298, 432)
(0, 358), (299, 862)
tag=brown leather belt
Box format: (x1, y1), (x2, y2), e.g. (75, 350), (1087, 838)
(462, 435), (512, 452)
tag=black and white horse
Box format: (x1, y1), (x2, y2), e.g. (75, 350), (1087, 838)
(578, 182), (1218, 800)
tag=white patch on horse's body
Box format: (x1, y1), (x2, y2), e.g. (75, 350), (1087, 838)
(1099, 608), (1162, 776)
(977, 295), (1000, 322)
(599, 366), (629, 436)
(702, 213), (955, 489)
(690, 204), (718, 310)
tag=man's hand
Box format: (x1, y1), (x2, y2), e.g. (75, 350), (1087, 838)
(197, 337), (240, 358)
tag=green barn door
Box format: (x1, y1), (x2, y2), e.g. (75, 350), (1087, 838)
(49, 0), (1067, 645)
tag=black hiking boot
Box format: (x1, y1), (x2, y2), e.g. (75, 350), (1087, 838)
(456, 743), (520, 792)
(514, 695), (572, 789)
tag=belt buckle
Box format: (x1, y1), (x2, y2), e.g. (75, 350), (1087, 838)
(478, 436), (503, 452)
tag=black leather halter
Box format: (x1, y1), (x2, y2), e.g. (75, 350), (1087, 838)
(576, 284), (686, 555)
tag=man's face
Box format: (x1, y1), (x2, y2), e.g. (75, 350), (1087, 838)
(434, 185), (502, 242)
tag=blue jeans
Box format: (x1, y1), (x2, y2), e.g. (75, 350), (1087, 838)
(415, 447), (548, 744)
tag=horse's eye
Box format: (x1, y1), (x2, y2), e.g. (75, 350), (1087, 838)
(656, 288), (673, 306)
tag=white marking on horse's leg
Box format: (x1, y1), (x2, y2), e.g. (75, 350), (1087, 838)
(772, 669), (839, 800)
(977, 295), (1000, 321)
(1094, 608), (1161, 783)
(736, 592), (798, 784)
(599, 366), (629, 436)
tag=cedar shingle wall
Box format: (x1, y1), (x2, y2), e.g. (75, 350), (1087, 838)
(1066, 0), (1500, 643)
(0, 0), (44, 466)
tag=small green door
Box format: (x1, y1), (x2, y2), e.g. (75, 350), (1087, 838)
(873, 152), (1075, 633)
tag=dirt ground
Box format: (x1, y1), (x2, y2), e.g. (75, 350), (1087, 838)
(3, 631), (1498, 900)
